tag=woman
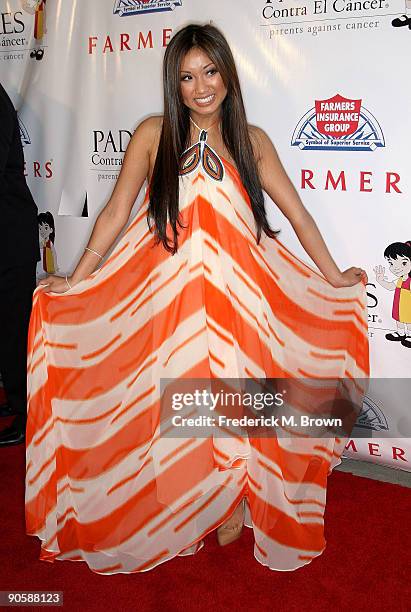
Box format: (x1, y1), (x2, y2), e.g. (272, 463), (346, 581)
(27, 24), (369, 574)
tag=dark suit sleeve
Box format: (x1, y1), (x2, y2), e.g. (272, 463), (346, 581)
(0, 85), (15, 176)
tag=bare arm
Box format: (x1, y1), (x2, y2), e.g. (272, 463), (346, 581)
(38, 116), (159, 292)
(250, 127), (366, 288)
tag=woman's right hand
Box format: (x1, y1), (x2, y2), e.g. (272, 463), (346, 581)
(37, 275), (74, 294)
(330, 267), (368, 288)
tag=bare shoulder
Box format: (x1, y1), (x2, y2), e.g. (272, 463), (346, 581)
(248, 124), (276, 162)
(248, 125), (280, 166)
(130, 115), (163, 155)
(137, 114), (163, 135)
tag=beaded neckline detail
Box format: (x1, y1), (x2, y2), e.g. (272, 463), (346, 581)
(179, 129), (225, 182)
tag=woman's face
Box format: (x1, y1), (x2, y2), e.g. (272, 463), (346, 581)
(180, 47), (227, 117)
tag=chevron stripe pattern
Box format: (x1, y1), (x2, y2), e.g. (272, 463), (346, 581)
(25, 154), (369, 574)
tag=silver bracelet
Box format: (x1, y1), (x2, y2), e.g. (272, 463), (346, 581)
(65, 275), (72, 290)
(85, 246), (103, 259)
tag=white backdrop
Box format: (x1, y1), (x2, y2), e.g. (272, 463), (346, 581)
(1, 0), (410, 470)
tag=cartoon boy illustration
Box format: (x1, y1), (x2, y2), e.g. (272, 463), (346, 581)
(20, 0), (47, 60)
(38, 211), (58, 274)
(374, 241), (411, 348)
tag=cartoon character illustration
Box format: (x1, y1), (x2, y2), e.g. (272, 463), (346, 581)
(38, 211), (58, 274)
(392, 0), (411, 29)
(20, 0), (47, 60)
(374, 241), (411, 348)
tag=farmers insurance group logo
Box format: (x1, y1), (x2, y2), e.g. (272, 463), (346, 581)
(113, 0), (182, 16)
(18, 117), (31, 146)
(356, 396), (389, 432)
(291, 94), (385, 151)
(17, 114), (53, 179)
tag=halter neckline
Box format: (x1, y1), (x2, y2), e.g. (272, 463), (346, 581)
(189, 115), (219, 133)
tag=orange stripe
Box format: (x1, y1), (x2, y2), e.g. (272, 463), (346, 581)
(94, 563), (123, 574)
(255, 541), (268, 558)
(28, 452), (56, 485)
(209, 350), (225, 368)
(278, 249), (311, 278)
(127, 356), (158, 388)
(297, 511), (324, 519)
(147, 490), (204, 537)
(248, 487), (325, 552)
(57, 483), (84, 494)
(307, 286), (365, 309)
(131, 550), (170, 572)
(133, 229), (151, 251)
(234, 209), (257, 242)
(57, 402), (122, 425)
(333, 308), (368, 331)
(233, 266), (262, 299)
(250, 244), (280, 281)
(159, 439), (197, 466)
(44, 342), (77, 350)
(81, 334), (122, 360)
(110, 273), (160, 322)
(189, 261), (203, 273)
(274, 235), (324, 281)
(163, 325), (207, 368)
(204, 238), (219, 255)
(34, 419), (55, 446)
(131, 261), (188, 317)
(263, 312), (285, 347)
(32, 336), (43, 355)
(251, 439), (329, 486)
(212, 446), (231, 461)
(111, 386), (155, 424)
(247, 473), (262, 491)
(57, 506), (78, 525)
(30, 353), (46, 375)
(173, 475), (233, 532)
(206, 318), (234, 346)
(227, 286), (269, 339)
(216, 187), (231, 203)
(192, 173), (205, 185)
(107, 456), (153, 495)
(309, 350), (346, 360)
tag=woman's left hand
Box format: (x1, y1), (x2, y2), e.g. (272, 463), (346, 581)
(330, 267), (368, 288)
(36, 274), (73, 293)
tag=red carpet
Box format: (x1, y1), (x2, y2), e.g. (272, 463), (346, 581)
(0, 436), (409, 612)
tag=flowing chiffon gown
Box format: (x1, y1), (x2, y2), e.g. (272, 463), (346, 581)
(25, 131), (369, 575)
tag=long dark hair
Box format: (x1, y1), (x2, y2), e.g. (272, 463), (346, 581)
(148, 23), (279, 254)
(384, 241), (411, 278)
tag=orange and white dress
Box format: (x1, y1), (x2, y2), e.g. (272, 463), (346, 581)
(25, 131), (369, 575)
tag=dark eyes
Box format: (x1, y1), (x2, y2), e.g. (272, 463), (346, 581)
(388, 260), (409, 266)
(181, 69), (218, 81)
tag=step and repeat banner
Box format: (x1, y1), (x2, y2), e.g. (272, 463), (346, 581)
(1, 0), (410, 470)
